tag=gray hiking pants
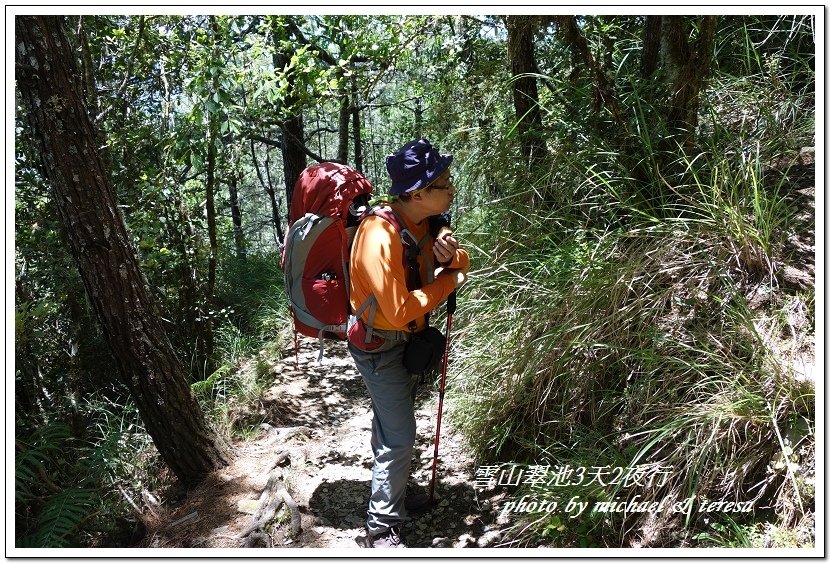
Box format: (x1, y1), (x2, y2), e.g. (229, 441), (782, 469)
(348, 341), (419, 535)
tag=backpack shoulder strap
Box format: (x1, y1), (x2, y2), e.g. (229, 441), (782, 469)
(370, 205), (417, 246)
(370, 206), (421, 285)
(368, 205), (429, 331)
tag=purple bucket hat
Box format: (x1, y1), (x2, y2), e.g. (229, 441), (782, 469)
(386, 139), (453, 196)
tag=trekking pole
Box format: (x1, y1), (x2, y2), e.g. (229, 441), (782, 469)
(429, 289), (457, 502)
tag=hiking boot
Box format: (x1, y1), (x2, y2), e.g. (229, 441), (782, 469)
(404, 492), (433, 514)
(365, 526), (407, 548)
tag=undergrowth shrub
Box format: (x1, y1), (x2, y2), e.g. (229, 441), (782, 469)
(196, 250), (292, 438)
(215, 251), (291, 343)
(451, 15), (814, 545)
(15, 397), (156, 547)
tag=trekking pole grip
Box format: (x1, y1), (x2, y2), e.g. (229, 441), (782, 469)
(447, 289), (457, 315)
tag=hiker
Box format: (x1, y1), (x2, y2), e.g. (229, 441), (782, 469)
(348, 139), (470, 548)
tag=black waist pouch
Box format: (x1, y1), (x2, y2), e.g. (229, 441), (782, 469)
(402, 326), (446, 374)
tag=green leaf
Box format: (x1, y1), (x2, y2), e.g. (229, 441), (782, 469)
(34, 488), (97, 547)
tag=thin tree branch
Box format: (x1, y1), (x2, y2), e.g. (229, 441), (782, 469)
(95, 15), (146, 124)
(555, 15), (627, 131)
(305, 126), (339, 139)
(280, 126), (342, 164)
(249, 133), (283, 148)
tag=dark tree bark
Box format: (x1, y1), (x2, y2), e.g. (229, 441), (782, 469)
(16, 15), (231, 486)
(505, 15), (548, 166)
(351, 75), (364, 172)
(229, 173), (246, 260)
(280, 119), (307, 205)
(641, 15), (662, 79)
(665, 16), (718, 136)
(337, 76), (350, 164)
(271, 17), (307, 208)
(414, 96), (423, 139)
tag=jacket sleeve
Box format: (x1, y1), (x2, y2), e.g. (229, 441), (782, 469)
(445, 247), (470, 271)
(353, 216), (457, 329)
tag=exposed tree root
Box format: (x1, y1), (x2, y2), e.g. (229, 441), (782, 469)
(278, 480), (302, 538)
(238, 443), (302, 547)
(261, 423), (313, 446)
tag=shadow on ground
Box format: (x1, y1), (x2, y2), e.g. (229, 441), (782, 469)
(308, 478), (370, 530)
(308, 477), (506, 548)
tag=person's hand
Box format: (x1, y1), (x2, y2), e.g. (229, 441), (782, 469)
(434, 230), (460, 266)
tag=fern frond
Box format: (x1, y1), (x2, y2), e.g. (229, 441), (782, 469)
(32, 488), (97, 547)
(15, 422), (74, 502)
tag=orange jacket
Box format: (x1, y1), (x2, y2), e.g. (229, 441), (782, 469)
(349, 210), (469, 332)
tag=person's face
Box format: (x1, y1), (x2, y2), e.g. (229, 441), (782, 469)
(416, 169), (455, 214)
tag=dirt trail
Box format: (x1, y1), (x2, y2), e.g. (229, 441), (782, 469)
(141, 335), (509, 550)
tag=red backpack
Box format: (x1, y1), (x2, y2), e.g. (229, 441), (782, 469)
(281, 162), (417, 361)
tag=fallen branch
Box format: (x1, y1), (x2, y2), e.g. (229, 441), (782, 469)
(167, 511), (199, 529)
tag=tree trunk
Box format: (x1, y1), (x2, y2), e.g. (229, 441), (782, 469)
(202, 16), (222, 376)
(641, 15), (662, 79)
(280, 119), (306, 205)
(414, 97), (423, 139)
(556, 16), (624, 127)
(505, 15), (548, 166)
(169, 187), (201, 363)
(229, 174), (246, 260)
(665, 16), (718, 137)
(272, 17), (307, 208)
(16, 15), (231, 486)
(337, 75), (350, 164)
(76, 16), (99, 114)
(203, 110), (218, 374)
(250, 139), (284, 248)
(351, 75), (364, 172)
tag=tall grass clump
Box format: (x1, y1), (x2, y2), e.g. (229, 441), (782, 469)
(452, 26), (814, 543)
(215, 250), (292, 348)
(453, 154), (813, 546)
